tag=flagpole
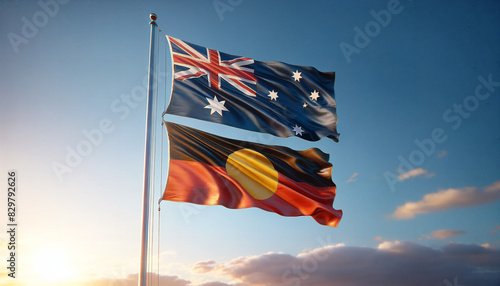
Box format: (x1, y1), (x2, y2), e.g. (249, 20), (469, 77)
(139, 13), (157, 286)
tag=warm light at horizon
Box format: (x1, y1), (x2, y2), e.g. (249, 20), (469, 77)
(26, 245), (77, 284)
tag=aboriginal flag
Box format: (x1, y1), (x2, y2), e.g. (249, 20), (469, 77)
(162, 122), (343, 227)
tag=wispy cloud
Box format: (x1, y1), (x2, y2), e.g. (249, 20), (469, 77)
(193, 260), (218, 274)
(346, 172), (358, 183)
(437, 150), (448, 158)
(397, 168), (429, 181)
(431, 229), (466, 240)
(489, 225), (500, 234)
(391, 180), (500, 219)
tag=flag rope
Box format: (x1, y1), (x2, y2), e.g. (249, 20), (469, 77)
(157, 202), (161, 286)
(149, 21), (162, 285)
(155, 32), (168, 286)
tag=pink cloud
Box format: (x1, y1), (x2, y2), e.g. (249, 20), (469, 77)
(391, 180), (500, 219)
(71, 242), (500, 286)
(431, 229), (466, 240)
(397, 168), (428, 181)
(437, 150), (448, 158)
(194, 260), (218, 273)
(199, 241), (500, 286)
(346, 172), (358, 183)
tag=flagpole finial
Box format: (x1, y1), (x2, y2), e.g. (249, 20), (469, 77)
(150, 13), (157, 21)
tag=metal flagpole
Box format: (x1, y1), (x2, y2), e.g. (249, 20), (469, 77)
(139, 13), (157, 286)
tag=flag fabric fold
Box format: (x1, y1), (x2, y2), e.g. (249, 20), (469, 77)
(165, 36), (339, 142)
(162, 122), (343, 227)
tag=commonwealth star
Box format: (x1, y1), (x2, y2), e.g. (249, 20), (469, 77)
(292, 124), (305, 136)
(204, 96), (229, 116)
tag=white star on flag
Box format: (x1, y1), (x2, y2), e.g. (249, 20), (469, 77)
(309, 90), (320, 101)
(268, 90), (279, 101)
(204, 96), (228, 116)
(292, 125), (305, 136)
(292, 70), (302, 82)
(303, 103), (308, 108)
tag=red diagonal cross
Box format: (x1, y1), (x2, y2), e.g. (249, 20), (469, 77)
(172, 45), (256, 92)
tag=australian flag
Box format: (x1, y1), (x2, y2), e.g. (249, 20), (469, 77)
(165, 36), (339, 142)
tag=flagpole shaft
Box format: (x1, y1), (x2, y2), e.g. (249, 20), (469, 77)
(139, 13), (157, 286)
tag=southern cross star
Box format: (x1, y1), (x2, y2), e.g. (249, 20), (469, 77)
(292, 125), (305, 136)
(204, 96), (228, 116)
(268, 90), (279, 101)
(309, 90), (320, 101)
(292, 70), (302, 82)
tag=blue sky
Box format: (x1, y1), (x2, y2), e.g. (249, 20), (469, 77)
(1, 0), (499, 285)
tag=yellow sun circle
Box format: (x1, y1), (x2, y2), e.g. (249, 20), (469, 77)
(226, 149), (278, 200)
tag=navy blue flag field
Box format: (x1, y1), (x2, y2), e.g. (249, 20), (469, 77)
(165, 36), (339, 142)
